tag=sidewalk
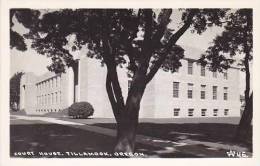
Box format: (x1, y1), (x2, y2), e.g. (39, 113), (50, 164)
(11, 115), (252, 158)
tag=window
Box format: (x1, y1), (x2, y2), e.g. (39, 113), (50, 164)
(201, 85), (206, 99)
(57, 76), (60, 87)
(48, 94), (50, 105)
(201, 109), (207, 116)
(213, 109), (218, 116)
(224, 71), (228, 80)
(201, 65), (206, 76)
(173, 82), (179, 98)
(50, 79), (53, 89)
(53, 78), (56, 88)
(59, 91), (62, 103)
(188, 109), (194, 116)
(52, 93), (54, 104)
(55, 92), (58, 104)
(174, 108), (180, 116)
(224, 109), (229, 116)
(187, 83), (193, 99)
(213, 86), (217, 100)
(224, 87), (228, 100)
(188, 61), (193, 75)
(213, 71), (217, 78)
(45, 95), (47, 105)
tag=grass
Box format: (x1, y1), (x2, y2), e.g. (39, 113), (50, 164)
(92, 122), (252, 152)
(10, 120), (169, 158)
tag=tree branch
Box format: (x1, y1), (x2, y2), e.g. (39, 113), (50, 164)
(106, 71), (120, 123)
(145, 9), (198, 84)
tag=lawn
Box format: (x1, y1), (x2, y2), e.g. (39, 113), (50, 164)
(92, 122), (252, 152)
(10, 117), (252, 158)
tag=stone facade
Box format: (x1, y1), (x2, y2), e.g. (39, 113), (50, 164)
(19, 47), (241, 118)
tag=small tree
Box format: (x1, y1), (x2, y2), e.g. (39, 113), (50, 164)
(10, 72), (24, 110)
(11, 8), (229, 152)
(199, 9), (253, 142)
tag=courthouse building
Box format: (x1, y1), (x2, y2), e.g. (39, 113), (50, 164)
(19, 47), (241, 118)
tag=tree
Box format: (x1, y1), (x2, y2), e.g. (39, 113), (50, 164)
(11, 9), (228, 152)
(10, 72), (24, 110)
(199, 9), (253, 142)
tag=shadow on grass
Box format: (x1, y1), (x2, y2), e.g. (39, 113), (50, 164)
(10, 121), (252, 158)
(93, 122), (252, 152)
(11, 123), (200, 158)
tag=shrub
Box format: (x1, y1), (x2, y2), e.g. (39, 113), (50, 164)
(68, 102), (94, 119)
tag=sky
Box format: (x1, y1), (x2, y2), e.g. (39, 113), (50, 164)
(9, 9), (246, 93)
(10, 9), (224, 76)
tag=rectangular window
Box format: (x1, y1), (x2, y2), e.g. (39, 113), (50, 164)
(187, 83), (193, 99)
(57, 76), (60, 87)
(188, 61), (193, 75)
(213, 109), (218, 116)
(188, 109), (194, 116)
(213, 71), (217, 78)
(201, 109), (207, 116)
(213, 86), (217, 100)
(55, 92), (58, 104)
(224, 87), (228, 100)
(48, 94), (50, 105)
(201, 85), (206, 99)
(224, 109), (229, 116)
(201, 65), (206, 76)
(59, 91), (62, 103)
(173, 82), (179, 98)
(173, 108), (180, 116)
(51, 93), (54, 104)
(224, 71), (228, 80)
(45, 95), (47, 105)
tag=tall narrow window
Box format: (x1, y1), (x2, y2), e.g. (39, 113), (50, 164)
(173, 108), (180, 116)
(213, 71), (217, 78)
(51, 93), (54, 104)
(201, 85), (206, 99)
(213, 86), (217, 100)
(57, 76), (60, 88)
(224, 87), (228, 100)
(187, 83), (193, 99)
(188, 61), (193, 75)
(213, 109), (218, 116)
(45, 95), (47, 105)
(55, 92), (58, 104)
(201, 109), (207, 116)
(48, 94), (50, 105)
(173, 82), (179, 98)
(224, 71), (228, 80)
(188, 109), (194, 116)
(54, 77), (57, 87)
(201, 65), (206, 76)
(59, 91), (62, 103)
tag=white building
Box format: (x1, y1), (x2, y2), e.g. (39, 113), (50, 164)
(19, 47), (241, 118)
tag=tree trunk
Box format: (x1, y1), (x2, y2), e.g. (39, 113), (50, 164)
(114, 81), (146, 153)
(235, 52), (252, 143)
(235, 93), (252, 142)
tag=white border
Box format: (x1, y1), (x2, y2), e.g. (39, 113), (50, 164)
(1, 0), (260, 166)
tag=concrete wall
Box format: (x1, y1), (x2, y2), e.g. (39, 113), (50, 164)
(154, 59), (241, 118)
(19, 50), (241, 119)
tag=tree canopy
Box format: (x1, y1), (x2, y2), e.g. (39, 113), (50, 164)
(199, 9), (252, 72)
(11, 9), (229, 75)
